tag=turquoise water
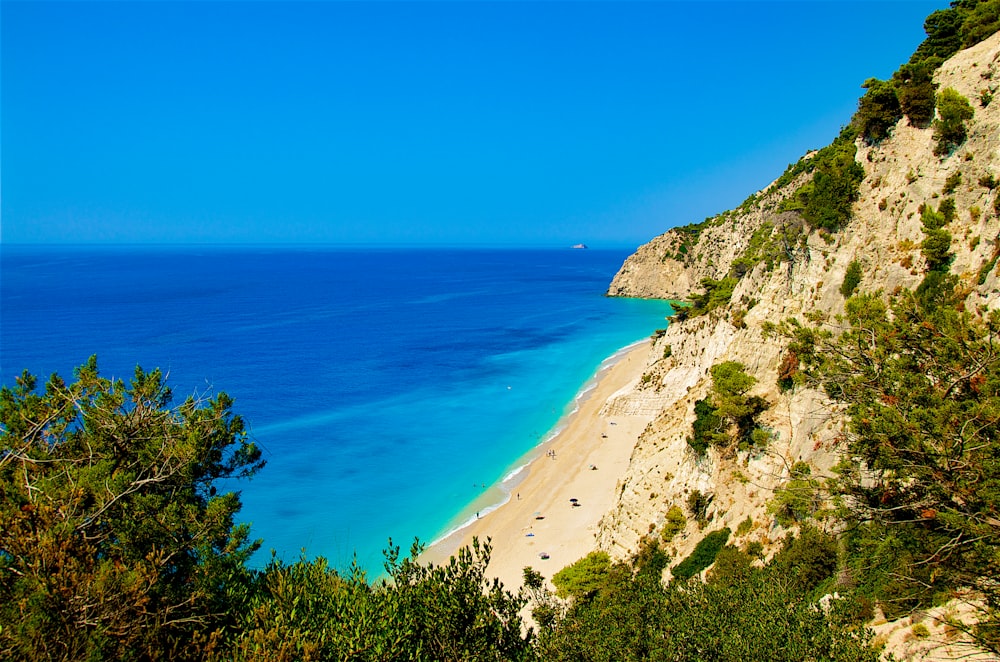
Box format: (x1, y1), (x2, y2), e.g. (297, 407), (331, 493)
(1, 246), (671, 572)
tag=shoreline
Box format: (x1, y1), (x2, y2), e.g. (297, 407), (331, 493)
(420, 339), (654, 591)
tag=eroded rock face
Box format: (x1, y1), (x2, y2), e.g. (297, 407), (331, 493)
(595, 31), (1000, 571)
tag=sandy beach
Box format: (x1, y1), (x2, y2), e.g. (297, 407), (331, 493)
(422, 340), (654, 592)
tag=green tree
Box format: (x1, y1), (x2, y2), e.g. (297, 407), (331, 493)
(857, 78), (902, 144)
(895, 58), (941, 127)
(920, 203), (954, 271)
(960, 0), (1000, 47)
(661, 505), (687, 542)
(672, 528), (731, 580)
(0, 357), (265, 661)
(536, 533), (882, 661)
(934, 87), (975, 155)
(710, 361), (770, 448)
(225, 538), (534, 661)
(552, 551), (614, 600)
(780, 135), (865, 232)
(840, 259), (863, 298)
(811, 290), (1000, 652)
(912, 6), (965, 62)
(768, 462), (825, 527)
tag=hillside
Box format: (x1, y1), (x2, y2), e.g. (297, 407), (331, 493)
(595, 23), (1000, 661)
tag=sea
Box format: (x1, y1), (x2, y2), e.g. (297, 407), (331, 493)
(0, 245), (672, 573)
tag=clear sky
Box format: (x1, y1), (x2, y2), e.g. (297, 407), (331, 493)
(3, 0), (944, 248)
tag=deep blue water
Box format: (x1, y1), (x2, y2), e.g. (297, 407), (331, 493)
(1, 246), (671, 572)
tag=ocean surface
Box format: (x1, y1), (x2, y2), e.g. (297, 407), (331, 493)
(1, 245), (671, 573)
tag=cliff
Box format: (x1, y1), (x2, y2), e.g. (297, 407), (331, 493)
(594, 30), (1000, 658)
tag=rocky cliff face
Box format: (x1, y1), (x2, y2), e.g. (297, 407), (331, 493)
(594, 31), (1000, 580)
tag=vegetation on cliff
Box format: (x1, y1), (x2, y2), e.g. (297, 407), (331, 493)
(775, 281), (1000, 651)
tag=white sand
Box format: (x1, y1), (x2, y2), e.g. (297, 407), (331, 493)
(421, 341), (652, 591)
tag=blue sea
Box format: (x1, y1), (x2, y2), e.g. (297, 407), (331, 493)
(1, 246), (671, 573)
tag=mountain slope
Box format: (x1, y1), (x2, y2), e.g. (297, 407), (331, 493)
(594, 28), (1000, 659)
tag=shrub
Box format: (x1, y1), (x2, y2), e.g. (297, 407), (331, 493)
(840, 259), (863, 298)
(689, 277), (738, 317)
(552, 551), (614, 600)
(768, 462), (824, 527)
(672, 528), (731, 580)
(771, 526), (839, 593)
(895, 58), (940, 127)
(933, 88), (975, 156)
(939, 196), (956, 223)
(780, 134), (864, 232)
(686, 490), (711, 526)
(688, 398), (723, 455)
(857, 78), (902, 144)
(943, 171), (961, 194)
(661, 505), (687, 542)
(710, 362), (770, 449)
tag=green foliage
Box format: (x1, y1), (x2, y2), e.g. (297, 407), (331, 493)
(227, 538), (534, 661)
(810, 287), (1000, 652)
(922, 228), (954, 270)
(768, 462), (825, 527)
(939, 196), (957, 223)
(689, 276), (738, 317)
(857, 78), (902, 144)
(672, 528), (731, 580)
(710, 361), (771, 450)
(536, 551), (881, 662)
(770, 526), (839, 594)
(688, 397), (723, 455)
(895, 58), (941, 127)
(731, 217), (806, 279)
(840, 259), (863, 298)
(944, 171), (962, 194)
(706, 545), (754, 586)
(960, 0), (1000, 47)
(0, 360), (535, 661)
(552, 551), (614, 601)
(780, 133), (864, 232)
(686, 489), (711, 526)
(912, 6), (965, 62)
(0, 357), (264, 661)
(688, 363), (771, 455)
(934, 87), (975, 156)
(921, 202), (955, 271)
(661, 505), (687, 542)
(670, 216), (722, 265)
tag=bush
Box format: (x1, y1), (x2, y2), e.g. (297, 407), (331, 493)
(840, 259), (863, 298)
(943, 172), (961, 194)
(689, 277), (738, 317)
(771, 526), (839, 593)
(933, 88), (975, 156)
(552, 551), (614, 600)
(780, 133), (864, 232)
(686, 490), (711, 526)
(688, 398), (723, 455)
(768, 462), (824, 527)
(672, 528), (731, 580)
(895, 59), (940, 127)
(661, 505), (687, 542)
(857, 78), (902, 144)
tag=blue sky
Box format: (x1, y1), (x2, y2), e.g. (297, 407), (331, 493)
(3, 0), (943, 248)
